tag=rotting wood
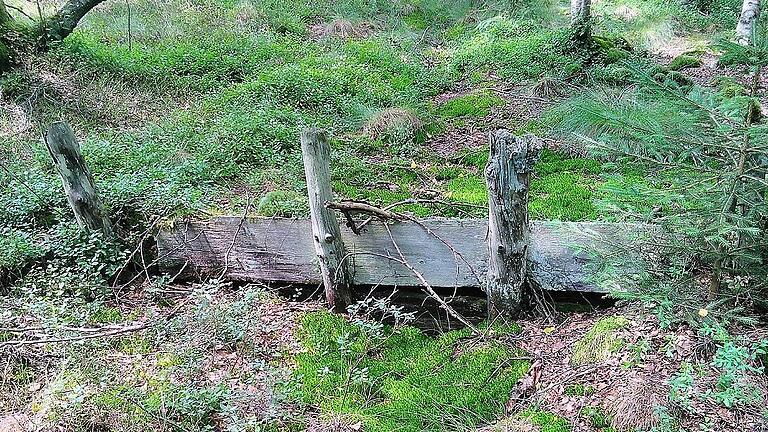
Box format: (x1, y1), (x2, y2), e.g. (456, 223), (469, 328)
(157, 217), (645, 293)
(45, 121), (112, 236)
(485, 131), (543, 320)
(301, 128), (353, 312)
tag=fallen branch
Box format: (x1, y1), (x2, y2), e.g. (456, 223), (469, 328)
(383, 224), (481, 334)
(220, 193), (252, 278)
(0, 299), (187, 349)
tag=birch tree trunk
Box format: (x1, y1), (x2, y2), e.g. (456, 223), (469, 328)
(571, 0), (591, 41)
(736, 0), (761, 45)
(485, 131), (542, 320)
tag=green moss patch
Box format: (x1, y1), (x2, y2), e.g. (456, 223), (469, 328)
(571, 316), (629, 365)
(668, 54), (702, 71)
(437, 92), (505, 119)
(519, 408), (571, 432)
(292, 311), (530, 432)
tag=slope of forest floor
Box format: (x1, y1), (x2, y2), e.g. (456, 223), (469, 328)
(1, 0), (767, 431)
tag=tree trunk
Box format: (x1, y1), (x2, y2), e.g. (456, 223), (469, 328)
(40, 0), (105, 48)
(571, 0), (591, 41)
(0, 2), (12, 27)
(485, 131), (542, 320)
(736, 0), (761, 45)
(45, 122), (112, 236)
(300, 128), (353, 312)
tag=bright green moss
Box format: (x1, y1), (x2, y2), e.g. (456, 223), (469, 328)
(437, 92), (505, 119)
(519, 408), (571, 432)
(293, 311), (530, 432)
(668, 54), (702, 71)
(445, 176), (488, 206)
(530, 172), (598, 221)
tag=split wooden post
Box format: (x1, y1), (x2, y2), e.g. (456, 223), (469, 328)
(484, 130), (542, 320)
(300, 128), (353, 312)
(45, 121), (112, 236)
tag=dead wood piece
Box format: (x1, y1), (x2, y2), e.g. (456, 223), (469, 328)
(45, 122), (112, 235)
(485, 130), (543, 320)
(301, 128), (353, 311)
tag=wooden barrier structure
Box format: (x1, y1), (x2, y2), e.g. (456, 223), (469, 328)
(157, 128), (645, 321)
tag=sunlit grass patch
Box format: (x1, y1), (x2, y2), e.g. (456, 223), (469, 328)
(292, 311), (531, 432)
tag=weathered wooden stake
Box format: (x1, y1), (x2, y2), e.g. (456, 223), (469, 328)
(300, 128), (353, 312)
(485, 131), (542, 320)
(45, 121), (112, 236)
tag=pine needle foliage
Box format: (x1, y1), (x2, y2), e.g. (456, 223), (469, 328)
(553, 29), (768, 314)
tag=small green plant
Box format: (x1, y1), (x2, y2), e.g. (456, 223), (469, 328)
(623, 337), (651, 369)
(258, 190), (309, 217)
(564, 383), (596, 396)
(519, 408), (572, 432)
(669, 362), (696, 412)
(581, 405), (610, 428)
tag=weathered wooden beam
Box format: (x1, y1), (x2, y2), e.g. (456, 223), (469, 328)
(157, 217), (644, 294)
(300, 128), (353, 312)
(485, 131), (542, 320)
(45, 122), (112, 236)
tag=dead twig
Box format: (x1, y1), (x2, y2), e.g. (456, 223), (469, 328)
(328, 199), (483, 286)
(0, 298), (188, 349)
(220, 193), (252, 278)
(382, 224), (481, 334)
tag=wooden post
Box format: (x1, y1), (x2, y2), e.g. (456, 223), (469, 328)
(45, 121), (112, 236)
(484, 131), (542, 320)
(300, 128), (353, 312)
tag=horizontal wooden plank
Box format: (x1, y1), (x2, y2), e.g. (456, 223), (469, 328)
(157, 217), (644, 293)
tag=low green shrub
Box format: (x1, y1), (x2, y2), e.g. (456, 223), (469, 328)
(453, 21), (583, 81)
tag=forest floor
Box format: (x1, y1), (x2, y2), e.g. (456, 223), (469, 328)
(2, 0), (768, 431)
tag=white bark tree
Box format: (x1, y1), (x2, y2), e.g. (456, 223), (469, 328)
(736, 0), (761, 45)
(571, 0), (591, 41)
